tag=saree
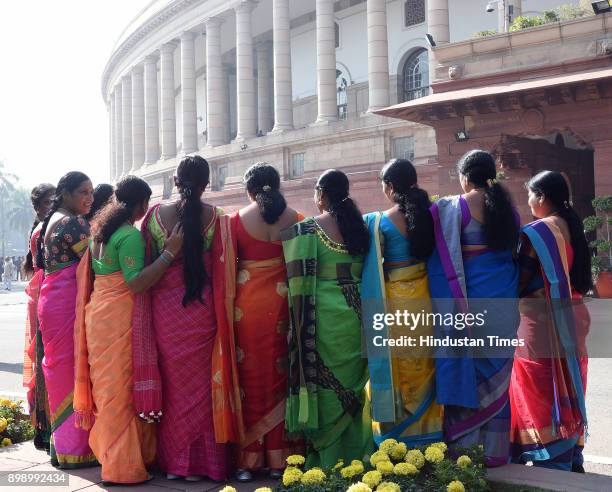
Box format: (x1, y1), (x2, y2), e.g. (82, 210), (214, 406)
(427, 196), (519, 467)
(74, 248), (155, 483)
(37, 262), (96, 468)
(135, 204), (229, 479)
(23, 227), (51, 450)
(282, 218), (374, 468)
(510, 220), (588, 470)
(362, 212), (442, 447)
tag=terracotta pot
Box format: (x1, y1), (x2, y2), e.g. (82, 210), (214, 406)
(596, 271), (612, 298)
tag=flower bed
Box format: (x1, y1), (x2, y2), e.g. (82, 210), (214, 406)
(0, 398), (34, 447)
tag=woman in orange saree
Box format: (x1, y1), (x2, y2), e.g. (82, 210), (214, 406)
(74, 176), (183, 484)
(221, 163), (303, 482)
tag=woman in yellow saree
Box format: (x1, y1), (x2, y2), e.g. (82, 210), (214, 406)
(74, 176), (183, 484)
(362, 159), (443, 447)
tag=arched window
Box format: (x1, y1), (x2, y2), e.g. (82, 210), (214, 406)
(402, 48), (429, 102)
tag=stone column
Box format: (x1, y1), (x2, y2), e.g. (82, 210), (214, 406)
(131, 65), (145, 171)
(109, 97), (115, 180)
(427, 0), (450, 86)
(205, 18), (225, 147)
(235, 1), (257, 140)
(222, 65), (231, 143)
(160, 42), (177, 159)
(114, 87), (123, 178)
(144, 54), (160, 165)
(256, 42), (273, 134)
(121, 75), (133, 173)
(315, 0), (337, 123)
(367, 0), (390, 112)
(271, 0), (293, 132)
(180, 31), (198, 154)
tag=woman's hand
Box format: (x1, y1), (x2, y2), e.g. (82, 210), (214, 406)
(164, 223), (184, 256)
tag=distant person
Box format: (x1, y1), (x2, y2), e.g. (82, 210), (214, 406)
(85, 183), (114, 222)
(3, 257), (15, 290)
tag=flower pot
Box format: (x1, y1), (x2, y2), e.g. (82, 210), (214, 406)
(596, 271), (612, 298)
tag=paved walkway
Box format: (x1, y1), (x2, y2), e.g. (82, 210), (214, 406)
(3, 442), (612, 491)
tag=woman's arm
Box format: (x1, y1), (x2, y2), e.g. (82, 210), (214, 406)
(517, 233), (539, 296)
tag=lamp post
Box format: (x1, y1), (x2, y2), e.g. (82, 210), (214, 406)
(486, 0), (512, 32)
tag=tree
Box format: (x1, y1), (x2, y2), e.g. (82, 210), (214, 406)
(8, 188), (34, 251)
(0, 161), (18, 258)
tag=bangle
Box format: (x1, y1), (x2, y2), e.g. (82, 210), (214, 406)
(159, 252), (171, 265)
(163, 249), (176, 259)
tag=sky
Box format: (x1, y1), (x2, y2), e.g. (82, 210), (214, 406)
(0, 1), (150, 191)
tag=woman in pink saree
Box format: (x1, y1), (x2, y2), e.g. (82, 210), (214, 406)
(134, 156), (229, 481)
(36, 172), (97, 468)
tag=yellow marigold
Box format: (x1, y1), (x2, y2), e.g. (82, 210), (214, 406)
(0, 399), (11, 407)
(333, 459), (345, 471)
(0, 417), (7, 433)
(375, 460), (394, 476)
(389, 442), (407, 461)
(370, 450), (390, 466)
(431, 442), (448, 453)
(352, 459), (364, 467)
(456, 455), (472, 468)
(286, 454), (306, 466)
(219, 487), (236, 492)
(447, 480), (465, 492)
(376, 481), (401, 492)
(379, 438), (398, 454)
(424, 446), (444, 464)
(405, 449), (425, 469)
(362, 470), (382, 488)
(393, 462), (418, 476)
(254, 489), (273, 492)
(340, 465), (361, 479)
(300, 468), (326, 485)
(1, 438), (12, 447)
(282, 466), (303, 486)
(346, 482), (372, 492)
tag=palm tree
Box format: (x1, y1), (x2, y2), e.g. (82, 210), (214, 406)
(0, 161), (18, 257)
(8, 188), (34, 251)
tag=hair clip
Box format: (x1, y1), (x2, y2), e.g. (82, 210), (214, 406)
(341, 196), (349, 203)
(486, 178), (497, 188)
(262, 185), (271, 191)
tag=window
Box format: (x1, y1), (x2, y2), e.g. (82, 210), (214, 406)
(402, 48), (429, 102)
(404, 0), (425, 28)
(336, 66), (350, 120)
(335, 22), (340, 49)
(392, 136), (415, 162)
(290, 153), (304, 179)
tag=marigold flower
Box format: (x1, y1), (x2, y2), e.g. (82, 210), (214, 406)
(0, 418), (7, 433)
(389, 442), (407, 461)
(300, 468), (326, 485)
(393, 462), (418, 476)
(219, 487), (236, 492)
(456, 455), (472, 468)
(424, 446), (444, 463)
(379, 438), (398, 454)
(370, 450), (390, 466)
(375, 460), (394, 476)
(1, 438), (12, 447)
(431, 441), (448, 453)
(282, 466), (303, 486)
(405, 449), (425, 469)
(286, 454), (305, 466)
(447, 480), (465, 492)
(362, 470), (382, 488)
(376, 481), (401, 492)
(254, 489), (273, 492)
(333, 459), (344, 470)
(340, 464), (361, 478)
(346, 482), (372, 492)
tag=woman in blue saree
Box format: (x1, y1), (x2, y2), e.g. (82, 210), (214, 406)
(362, 159), (443, 447)
(427, 150), (520, 466)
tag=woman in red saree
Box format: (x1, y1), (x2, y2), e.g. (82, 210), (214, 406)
(134, 156), (229, 481)
(36, 172), (97, 468)
(510, 170), (590, 472)
(218, 163), (303, 482)
(22, 183), (55, 451)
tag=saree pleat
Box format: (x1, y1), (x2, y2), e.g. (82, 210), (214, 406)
(510, 220), (588, 470)
(282, 218), (374, 469)
(79, 268), (156, 483)
(362, 212), (442, 447)
(37, 263), (96, 468)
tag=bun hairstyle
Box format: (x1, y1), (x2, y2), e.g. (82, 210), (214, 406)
(457, 150), (519, 252)
(92, 176), (151, 245)
(24, 183), (56, 275)
(36, 171), (90, 269)
(175, 155), (210, 307)
(244, 162), (287, 224)
(316, 169), (369, 256)
(527, 170), (592, 294)
(381, 159), (434, 260)
(86, 183), (114, 221)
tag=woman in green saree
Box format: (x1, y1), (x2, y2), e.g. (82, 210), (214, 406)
(281, 169), (373, 468)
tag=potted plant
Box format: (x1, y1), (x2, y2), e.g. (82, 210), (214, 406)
(584, 195), (612, 298)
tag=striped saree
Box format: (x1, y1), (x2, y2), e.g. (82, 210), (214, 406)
(281, 218), (374, 469)
(510, 220), (588, 470)
(362, 212), (442, 447)
(427, 196), (519, 467)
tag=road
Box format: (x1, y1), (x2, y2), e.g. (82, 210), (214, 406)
(1, 283), (611, 472)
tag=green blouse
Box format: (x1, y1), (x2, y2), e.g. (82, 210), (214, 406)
(90, 224), (145, 283)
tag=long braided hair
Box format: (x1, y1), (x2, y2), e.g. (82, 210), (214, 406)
(23, 183), (55, 275)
